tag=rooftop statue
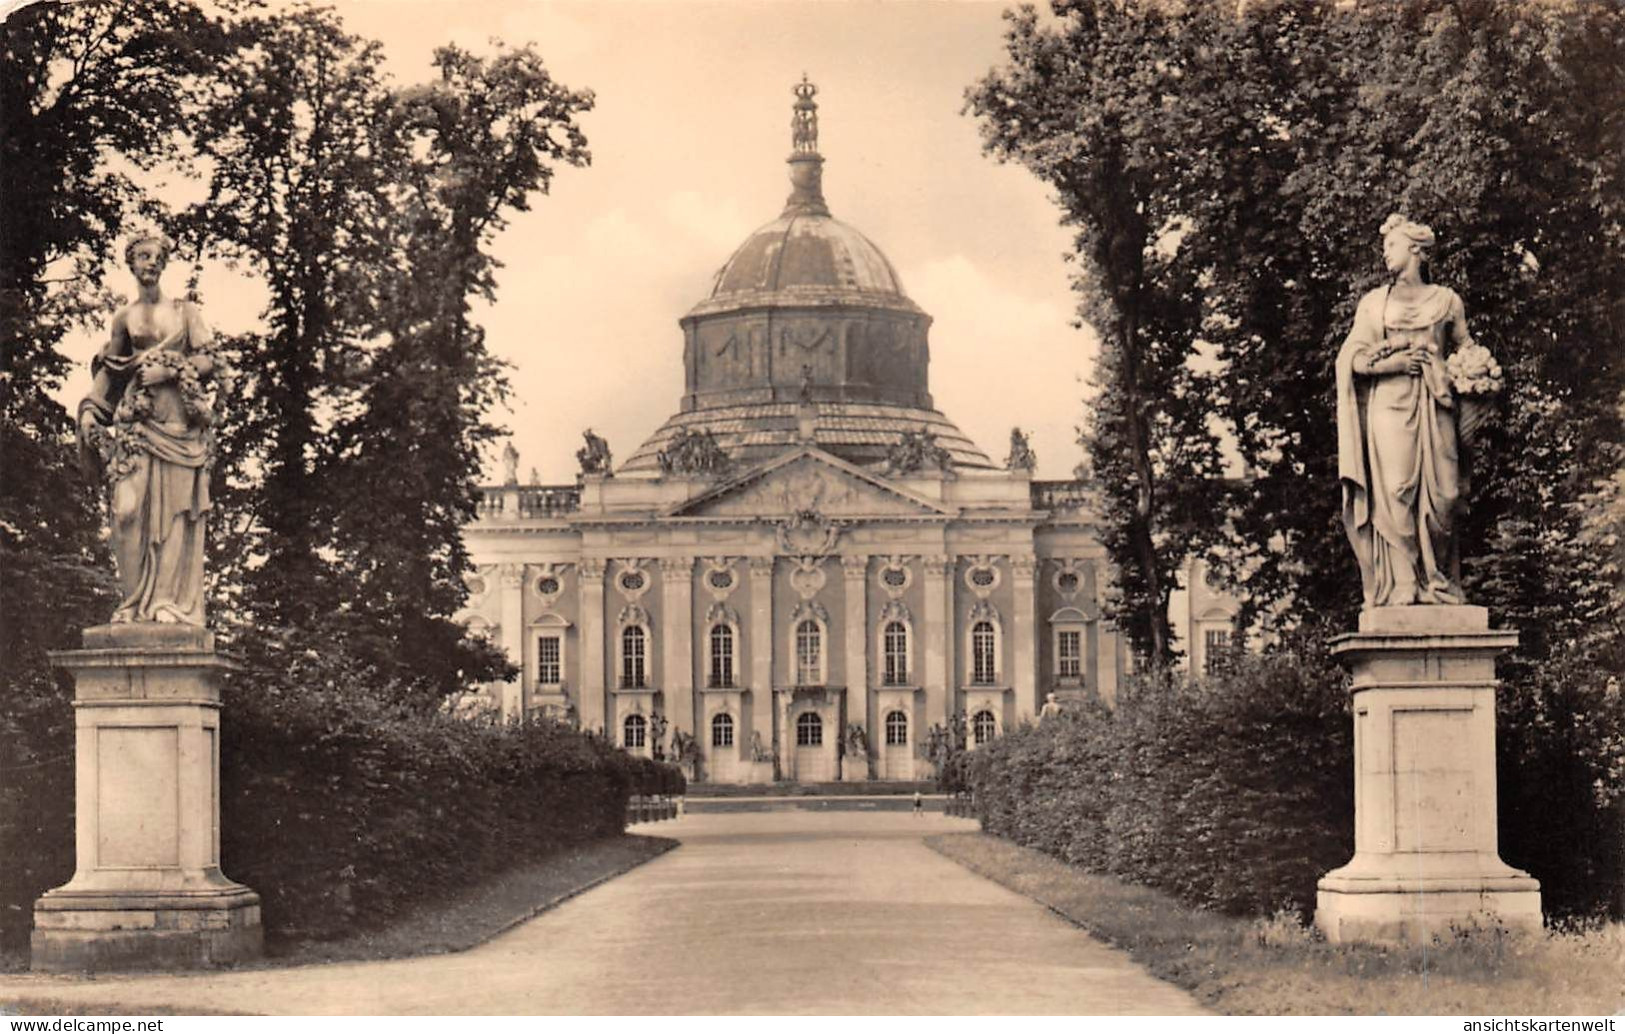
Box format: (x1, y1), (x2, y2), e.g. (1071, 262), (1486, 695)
(656, 427), (732, 477)
(1336, 215), (1503, 608)
(77, 231), (226, 625)
(577, 427), (612, 477)
(1005, 426), (1037, 472)
(885, 426), (954, 478)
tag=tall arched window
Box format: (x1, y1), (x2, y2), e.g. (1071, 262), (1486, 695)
(623, 713), (647, 749)
(709, 624), (735, 688)
(621, 625), (647, 688)
(795, 619), (823, 686)
(796, 711), (823, 746)
(711, 712), (734, 748)
(884, 710), (908, 747)
(971, 621), (997, 685)
(972, 709), (997, 745)
(882, 621), (909, 686)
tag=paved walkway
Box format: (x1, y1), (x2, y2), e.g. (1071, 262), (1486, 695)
(1, 812), (1207, 1015)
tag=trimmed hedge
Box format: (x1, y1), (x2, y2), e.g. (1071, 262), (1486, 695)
(220, 674), (682, 943)
(969, 646), (1355, 917)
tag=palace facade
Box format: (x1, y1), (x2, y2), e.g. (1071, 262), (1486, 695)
(460, 80), (1140, 783)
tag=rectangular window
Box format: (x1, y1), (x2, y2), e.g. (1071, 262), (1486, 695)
(622, 626), (647, 689)
(537, 635), (561, 686)
(971, 622), (997, 685)
(795, 621), (822, 686)
(711, 714), (734, 748)
(882, 622), (908, 686)
(1057, 630), (1082, 679)
(709, 625), (735, 688)
(1204, 629), (1232, 674)
(884, 711), (908, 747)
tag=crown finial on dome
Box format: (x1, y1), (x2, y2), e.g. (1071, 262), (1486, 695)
(784, 75), (829, 216)
(791, 74), (819, 155)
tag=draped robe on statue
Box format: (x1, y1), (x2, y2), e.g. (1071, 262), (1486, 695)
(80, 300), (214, 625)
(1336, 284), (1469, 608)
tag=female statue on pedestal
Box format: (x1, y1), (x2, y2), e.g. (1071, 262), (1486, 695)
(1336, 215), (1475, 608)
(77, 232), (223, 625)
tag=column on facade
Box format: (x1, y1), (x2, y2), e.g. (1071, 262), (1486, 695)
(1010, 554), (1038, 722)
(659, 557), (695, 741)
(922, 554), (953, 731)
(578, 558), (607, 735)
(498, 563), (525, 720)
(748, 556), (775, 769)
(840, 554), (869, 779)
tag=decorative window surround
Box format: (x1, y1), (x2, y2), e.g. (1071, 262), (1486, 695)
(963, 555), (1003, 598)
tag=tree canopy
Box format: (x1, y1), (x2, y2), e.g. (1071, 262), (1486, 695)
(969, 0), (1625, 660)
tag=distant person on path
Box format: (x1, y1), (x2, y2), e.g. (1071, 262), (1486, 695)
(912, 790), (923, 817)
(1039, 692), (1063, 721)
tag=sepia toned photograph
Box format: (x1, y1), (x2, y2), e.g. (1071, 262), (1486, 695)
(1, 0), (1621, 1020)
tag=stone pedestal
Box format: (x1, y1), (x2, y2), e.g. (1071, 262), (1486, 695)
(32, 624), (262, 972)
(1315, 606), (1541, 944)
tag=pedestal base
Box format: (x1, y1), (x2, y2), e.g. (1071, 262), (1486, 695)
(1315, 605), (1542, 944)
(33, 623), (263, 972)
(32, 886), (262, 972)
(1317, 862), (1542, 944)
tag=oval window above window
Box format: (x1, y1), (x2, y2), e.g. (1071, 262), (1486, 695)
(537, 576), (562, 596)
(970, 568), (996, 587)
(708, 570), (734, 591)
(1057, 572), (1080, 594)
(882, 568), (908, 588)
(620, 572), (645, 592)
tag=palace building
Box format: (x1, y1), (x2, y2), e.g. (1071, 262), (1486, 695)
(460, 79), (1140, 783)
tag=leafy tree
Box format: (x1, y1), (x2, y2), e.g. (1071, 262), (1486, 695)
(185, 4), (397, 631)
(970, 0), (1625, 916)
(969, 0), (1625, 651)
(0, 0), (226, 948)
(967, 1), (1232, 662)
(322, 44), (592, 704)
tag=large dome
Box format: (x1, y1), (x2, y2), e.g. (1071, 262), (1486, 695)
(692, 211), (914, 314)
(621, 77), (993, 475)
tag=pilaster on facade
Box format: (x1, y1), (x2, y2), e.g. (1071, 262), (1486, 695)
(497, 563), (526, 720)
(840, 554), (870, 776)
(747, 556), (775, 762)
(1010, 553), (1038, 722)
(578, 557), (608, 735)
(659, 556), (695, 736)
(922, 553), (954, 730)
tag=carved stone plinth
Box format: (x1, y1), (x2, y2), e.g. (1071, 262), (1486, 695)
(1315, 606), (1541, 944)
(32, 625), (262, 972)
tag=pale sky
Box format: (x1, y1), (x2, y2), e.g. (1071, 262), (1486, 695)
(58, 0), (1099, 483)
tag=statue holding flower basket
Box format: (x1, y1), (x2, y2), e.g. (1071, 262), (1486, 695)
(1336, 214), (1501, 609)
(1446, 341), (1504, 448)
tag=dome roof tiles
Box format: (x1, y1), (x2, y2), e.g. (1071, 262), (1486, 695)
(687, 212), (921, 319)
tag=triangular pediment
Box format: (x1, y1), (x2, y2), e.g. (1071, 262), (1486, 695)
(668, 448), (952, 519)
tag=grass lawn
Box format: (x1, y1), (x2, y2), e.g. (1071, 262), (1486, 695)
(0, 834), (675, 1014)
(265, 833), (677, 965)
(928, 831), (1625, 1016)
